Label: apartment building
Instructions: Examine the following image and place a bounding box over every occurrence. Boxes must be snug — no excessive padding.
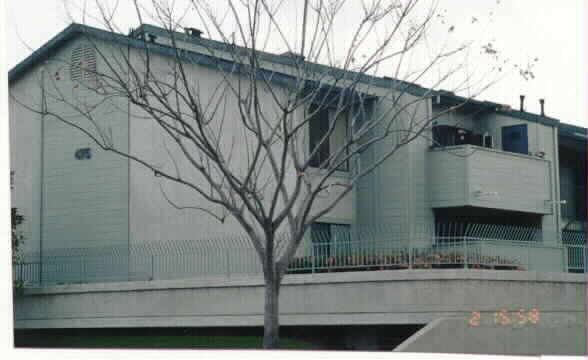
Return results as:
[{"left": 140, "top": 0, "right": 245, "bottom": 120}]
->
[{"left": 9, "top": 23, "right": 587, "bottom": 280}]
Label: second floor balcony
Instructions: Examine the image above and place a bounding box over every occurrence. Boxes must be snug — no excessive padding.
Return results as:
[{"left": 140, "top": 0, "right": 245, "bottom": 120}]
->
[{"left": 428, "top": 145, "right": 552, "bottom": 214}]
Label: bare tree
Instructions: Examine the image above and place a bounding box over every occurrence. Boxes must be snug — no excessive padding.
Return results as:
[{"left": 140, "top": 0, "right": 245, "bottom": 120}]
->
[{"left": 13, "top": 0, "right": 509, "bottom": 348}]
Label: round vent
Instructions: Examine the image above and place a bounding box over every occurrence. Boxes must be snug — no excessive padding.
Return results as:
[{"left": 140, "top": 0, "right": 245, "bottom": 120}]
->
[{"left": 70, "top": 43, "right": 98, "bottom": 87}]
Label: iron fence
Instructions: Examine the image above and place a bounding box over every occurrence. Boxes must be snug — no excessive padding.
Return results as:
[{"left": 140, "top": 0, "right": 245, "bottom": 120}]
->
[
  {"left": 12, "top": 223, "right": 580, "bottom": 287},
  {"left": 561, "top": 228, "right": 587, "bottom": 273},
  {"left": 565, "top": 245, "right": 586, "bottom": 273},
  {"left": 287, "top": 237, "right": 564, "bottom": 274}
]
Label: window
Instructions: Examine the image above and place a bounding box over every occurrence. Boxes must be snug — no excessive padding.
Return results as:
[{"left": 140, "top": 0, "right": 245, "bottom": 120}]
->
[
  {"left": 501, "top": 124, "right": 528, "bottom": 154},
  {"left": 308, "top": 105, "right": 348, "bottom": 171},
  {"left": 308, "top": 105, "right": 330, "bottom": 168},
  {"left": 431, "top": 125, "right": 483, "bottom": 147},
  {"left": 310, "top": 223, "right": 351, "bottom": 258}
]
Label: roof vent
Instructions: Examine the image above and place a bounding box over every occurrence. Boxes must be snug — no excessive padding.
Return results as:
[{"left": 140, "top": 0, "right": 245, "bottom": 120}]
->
[
  {"left": 70, "top": 42, "right": 98, "bottom": 87},
  {"left": 184, "top": 27, "right": 203, "bottom": 38}
]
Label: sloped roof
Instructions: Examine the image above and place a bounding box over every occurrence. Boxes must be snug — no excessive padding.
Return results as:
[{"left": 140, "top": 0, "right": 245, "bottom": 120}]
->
[
  {"left": 558, "top": 122, "right": 587, "bottom": 145},
  {"left": 8, "top": 22, "right": 429, "bottom": 97},
  {"left": 435, "top": 90, "right": 561, "bottom": 127},
  {"left": 9, "top": 23, "right": 586, "bottom": 137},
  {"left": 9, "top": 23, "right": 295, "bottom": 89}
]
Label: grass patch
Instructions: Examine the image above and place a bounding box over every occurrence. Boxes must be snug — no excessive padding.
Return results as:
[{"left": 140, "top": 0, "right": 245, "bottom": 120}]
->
[{"left": 17, "top": 334, "right": 313, "bottom": 350}]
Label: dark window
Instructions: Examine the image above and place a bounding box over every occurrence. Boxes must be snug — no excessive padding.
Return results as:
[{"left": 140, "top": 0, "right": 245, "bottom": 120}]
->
[
  {"left": 308, "top": 105, "right": 349, "bottom": 171},
  {"left": 483, "top": 135, "right": 493, "bottom": 148},
  {"left": 308, "top": 105, "right": 330, "bottom": 168},
  {"left": 501, "top": 124, "right": 528, "bottom": 154},
  {"left": 432, "top": 125, "right": 484, "bottom": 148}
]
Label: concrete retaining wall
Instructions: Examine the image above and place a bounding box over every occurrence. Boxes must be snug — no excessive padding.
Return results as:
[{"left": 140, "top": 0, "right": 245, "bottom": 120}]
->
[{"left": 14, "top": 270, "right": 586, "bottom": 354}]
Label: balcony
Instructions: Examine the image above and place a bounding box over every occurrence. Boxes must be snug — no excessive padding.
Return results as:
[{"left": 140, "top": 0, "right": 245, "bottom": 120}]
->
[{"left": 428, "top": 145, "right": 552, "bottom": 214}]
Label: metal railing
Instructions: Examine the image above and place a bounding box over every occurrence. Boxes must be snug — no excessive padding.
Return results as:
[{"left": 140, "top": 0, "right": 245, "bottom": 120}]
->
[
  {"left": 12, "top": 223, "right": 578, "bottom": 287},
  {"left": 565, "top": 245, "right": 586, "bottom": 273},
  {"left": 562, "top": 228, "right": 587, "bottom": 273},
  {"left": 287, "top": 237, "right": 564, "bottom": 274}
]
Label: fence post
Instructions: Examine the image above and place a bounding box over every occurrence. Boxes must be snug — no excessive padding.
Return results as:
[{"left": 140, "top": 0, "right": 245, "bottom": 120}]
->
[
  {"left": 226, "top": 248, "right": 231, "bottom": 278},
  {"left": 127, "top": 248, "right": 131, "bottom": 282},
  {"left": 81, "top": 257, "right": 85, "bottom": 283},
  {"left": 463, "top": 237, "right": 468, "bottom": 269},
  {"left": 408, "top": 244, "right": 412, "bottom": 269},
  {"left": 151, "top": 255, "right": 155, "bottom": 280},
  {"left": 311, "top": 243, "right": 316, "bottom": 274},
  {"left": 562, "top": 246, "right": 568, "bottom": 273}
]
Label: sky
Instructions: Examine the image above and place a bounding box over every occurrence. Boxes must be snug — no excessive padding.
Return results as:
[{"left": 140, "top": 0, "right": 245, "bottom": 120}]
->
[{"left": 4, "top": 0, "right": 587, "bottom": 128}]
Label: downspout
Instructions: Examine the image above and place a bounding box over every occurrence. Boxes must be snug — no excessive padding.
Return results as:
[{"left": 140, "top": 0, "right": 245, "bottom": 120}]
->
[
  {"left": 424, "top": 94, "right": 433, "bottom": 245},
  {"left": 127, "top": 43, "right": 132, "bottom": 280},
  {"left": 406, "top": 99, "right": 414, "bottom": 245},
  {"left": 39, "top": 66, "right": 46, "bottom": 285},
  {"left": 552, "top": 126, "right": 562, "bottom": 244}
]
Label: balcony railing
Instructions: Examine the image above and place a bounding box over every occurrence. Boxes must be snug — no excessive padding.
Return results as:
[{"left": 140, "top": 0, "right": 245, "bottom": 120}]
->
[{"left": 13, "top": 222, "right": 578, "bottom": 288}]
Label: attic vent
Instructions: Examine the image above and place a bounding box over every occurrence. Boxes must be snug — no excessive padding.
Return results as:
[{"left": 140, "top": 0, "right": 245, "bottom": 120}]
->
[{"left": 70, "top": 43, "right": 98, "bottom": 87}]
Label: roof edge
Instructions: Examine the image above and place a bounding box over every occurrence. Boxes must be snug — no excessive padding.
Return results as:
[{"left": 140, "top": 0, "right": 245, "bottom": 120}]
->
[
  {"left": 9, "top": 23, "right": 83, "bottom": 84},
  {"left": 435, "top": 91, "right": 561, "bottom": 127},
  {"left": 8, "top": 22, "right": 585, "bottom": 135}
]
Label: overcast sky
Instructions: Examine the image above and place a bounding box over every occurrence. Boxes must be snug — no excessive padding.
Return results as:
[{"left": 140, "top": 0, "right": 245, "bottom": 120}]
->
[{"left": 4, "top": 0, "right": 587, "bottom": 128}]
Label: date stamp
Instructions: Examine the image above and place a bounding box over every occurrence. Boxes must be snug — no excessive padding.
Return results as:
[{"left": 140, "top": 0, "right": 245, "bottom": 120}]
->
[{"left": 468, "top": 308, "right": 541, "bottom": 327}]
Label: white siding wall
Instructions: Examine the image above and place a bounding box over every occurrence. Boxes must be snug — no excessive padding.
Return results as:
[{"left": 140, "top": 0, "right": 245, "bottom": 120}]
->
[
  {"left": 9, "top": 70, "right": 43, "bottom": 255},
  {"left": 355, "top": 94, "right": 433, "bottom": 246},
  {"left": 481, "top": 113, "right": 560, "bottom": 244},
  {"left": 128, "top": 51, "right": 265, "bottom": 242},
  {"left": 125, "top": 47, "right": 353, "bottom": 244},
  {"left": 44, "top": 40, "right": 129, "bottom": 250},
  {"left": 10, "top": 38, "right": 130, "bottom": 253},
  {"left": 408, "top": 100, "right": 436, "bottom": 246}
]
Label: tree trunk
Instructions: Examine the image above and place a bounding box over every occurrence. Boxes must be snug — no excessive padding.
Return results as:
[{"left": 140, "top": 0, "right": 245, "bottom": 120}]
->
[{"left": 262, "top": 271, "right": 281, "bottom": 349}]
